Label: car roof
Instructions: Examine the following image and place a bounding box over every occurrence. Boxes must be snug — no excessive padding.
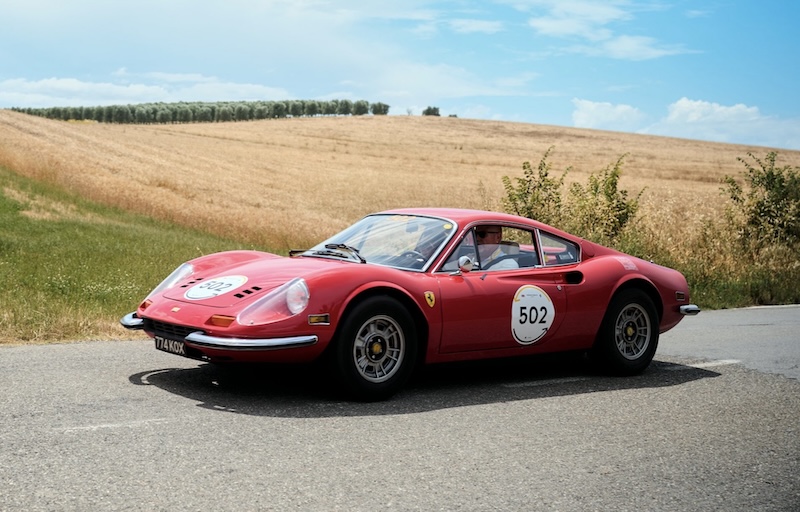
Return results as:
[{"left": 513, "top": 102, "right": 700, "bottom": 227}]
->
[{"left": 378, "top": 207, "right": 541, "bottom": 228}]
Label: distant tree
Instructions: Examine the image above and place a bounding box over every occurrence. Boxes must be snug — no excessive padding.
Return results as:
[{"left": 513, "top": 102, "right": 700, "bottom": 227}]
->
[
  {"left": 234, "top": 103, "right": 251, "bottom": 121},
  {"left": 103, "top": 105, "right": 115, "bottom": 123},
  {"left": 216, "top": 106, "right": 233, "bottom": 122},
  {"left": 352, "top": 100, "right": 370, "bottom": 116},
  {"left": 289, "top": 100, "right": 304, "bottom": 118},
  {"left": 253, "top": 104, "right": 269, "bottom": 120},
  {"left": 177, "top": 106, "right": 193, "bottom": 123},
  {"left": 271, "top": 101, "right": 287, "bottom": 118},
  {"left": 304, "top": 100, "right": 320, "bottom": 117},
  {"left": 370, "top": 102, "right": 390, "bottom": 115},
  {"left": 422, "top": 106, "right": 440, "bottom": 116},
  {"left": 195, "top": 106, "right": 213, "bottom": 123},
  {"left": 323, "top": 100, "right": 338, "bottom": 116},
  {"left": 337, "top": 99, "right": 353, "bottom": 116},
  {"left": 134, "top": 106, "right": 152, "bottom": 124},
  {"left": 155, "top": 108, "right": 172, "bottom": 124}
]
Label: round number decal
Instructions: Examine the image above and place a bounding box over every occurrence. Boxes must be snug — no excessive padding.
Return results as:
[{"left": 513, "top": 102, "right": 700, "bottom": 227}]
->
[
  {"left": 511, "top": 285, "right": 555, "bottom": 345},
  {"left": 184, "top": 275, "right": 248, "bottom": 300}
]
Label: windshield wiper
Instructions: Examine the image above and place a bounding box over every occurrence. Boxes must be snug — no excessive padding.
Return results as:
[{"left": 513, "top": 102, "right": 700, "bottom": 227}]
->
[{"left": 324, "top": 243, "right": 367, "bottom": 263}]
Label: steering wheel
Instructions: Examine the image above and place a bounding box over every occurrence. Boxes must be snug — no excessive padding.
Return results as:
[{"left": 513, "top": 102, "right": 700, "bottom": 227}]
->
[{"left": 397, "top": 250, "right": 426, "bottom": 268}]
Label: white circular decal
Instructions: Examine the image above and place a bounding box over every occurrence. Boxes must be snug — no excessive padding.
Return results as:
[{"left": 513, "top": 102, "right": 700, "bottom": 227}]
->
[
  {"left": 511, "top": 285, "right": 555, "bottom": 345},
  {"left": 184, "top": 275, "right": 248, "bottom": 300}
]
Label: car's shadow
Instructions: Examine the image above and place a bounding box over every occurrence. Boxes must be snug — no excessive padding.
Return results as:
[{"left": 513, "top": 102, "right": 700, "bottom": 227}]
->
[{"left": 129, "top": 353, "right": 720, "bottom": 418}]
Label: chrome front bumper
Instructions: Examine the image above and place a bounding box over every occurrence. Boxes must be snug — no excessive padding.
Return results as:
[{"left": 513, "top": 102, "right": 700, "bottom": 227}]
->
[
  {"left": 119, "top": 312, "right": 318, "bottom": 350},
  {"left": 120, "top": 312, "right": 144, "bottom": 329},
  {"left": 184, "top": 331, "right": 318, "bottom": 350}
]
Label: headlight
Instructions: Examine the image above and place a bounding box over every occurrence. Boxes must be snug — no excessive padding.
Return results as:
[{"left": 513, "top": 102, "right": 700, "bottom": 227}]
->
[
  {"left": 146, "top": 262, "right": 194, "bottom": 300},
  {"left": 237, "top": 278, "right": 309, "bottom": 326}
]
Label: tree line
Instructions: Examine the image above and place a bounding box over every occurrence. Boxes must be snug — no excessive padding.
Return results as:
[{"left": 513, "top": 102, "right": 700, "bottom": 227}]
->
[{"left": 10, "top": 99, "right": 391, "bottom": 124}]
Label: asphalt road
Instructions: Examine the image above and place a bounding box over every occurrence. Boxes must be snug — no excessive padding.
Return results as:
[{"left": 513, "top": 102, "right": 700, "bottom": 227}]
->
[{"left": 1, "top": 306, "right": 798, "bottom": 511}]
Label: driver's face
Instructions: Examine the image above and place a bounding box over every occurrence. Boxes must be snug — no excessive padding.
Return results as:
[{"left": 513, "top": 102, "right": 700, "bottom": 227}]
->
[{"left": 476, "top": 228, "right": 502, "bottom": 244}]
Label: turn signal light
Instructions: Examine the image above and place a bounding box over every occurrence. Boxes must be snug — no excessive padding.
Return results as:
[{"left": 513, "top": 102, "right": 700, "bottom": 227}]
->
[{"left": 209, "top": 315, "right": 236, "bottom": 327}]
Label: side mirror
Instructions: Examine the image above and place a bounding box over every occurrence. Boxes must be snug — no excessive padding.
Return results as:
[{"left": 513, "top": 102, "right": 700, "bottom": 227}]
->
[{"left": 458, "top": 255, "right": 474, "bottom": 273}]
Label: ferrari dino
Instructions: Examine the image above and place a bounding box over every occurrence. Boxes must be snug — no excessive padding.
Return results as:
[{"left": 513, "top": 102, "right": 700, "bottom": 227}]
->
[{"left": 121, "top": 208, "right": 699, "bottom": 401}]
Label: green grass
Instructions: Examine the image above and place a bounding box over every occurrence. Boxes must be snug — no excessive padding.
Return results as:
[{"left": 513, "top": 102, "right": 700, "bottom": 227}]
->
[{"left": 0, "top": 166, "right": 260, "bottom": 343}]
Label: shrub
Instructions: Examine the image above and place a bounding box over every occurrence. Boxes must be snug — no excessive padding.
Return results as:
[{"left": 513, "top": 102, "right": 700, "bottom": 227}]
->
[
  {"left": 722, "top": 151, "right": 800, "bottom": 253},
  {"left": 501, "top": 148, "right": 641, "bottom": 246},
  {"left": 501, "top": 147, "right": 567, "bottom": 228},
  {"left": 567, "top": 154, "right": 643, "bottom": 244}
]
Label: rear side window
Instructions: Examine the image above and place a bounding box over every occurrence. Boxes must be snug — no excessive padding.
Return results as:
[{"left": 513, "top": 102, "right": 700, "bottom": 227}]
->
[{"left": 539, "top": 231, "right": 579, "bottom": 265}]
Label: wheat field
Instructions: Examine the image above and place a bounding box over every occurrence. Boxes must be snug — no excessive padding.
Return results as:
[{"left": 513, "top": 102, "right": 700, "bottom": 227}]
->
[{"left": 2, "top": 109, "right": 798, "bottom": 251}]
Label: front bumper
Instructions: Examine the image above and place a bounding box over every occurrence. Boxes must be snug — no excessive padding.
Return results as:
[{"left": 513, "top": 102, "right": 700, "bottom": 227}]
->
[{"left": 119, "top": 312, "right": 318, "bottom": 351}]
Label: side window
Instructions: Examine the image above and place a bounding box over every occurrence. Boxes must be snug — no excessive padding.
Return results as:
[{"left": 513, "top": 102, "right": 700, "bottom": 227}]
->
[
  {"left": 441, "top": 231, "right": 477, "bottom": 271},
  {"left": 539, "top": 231, "right": 579, "bottom": 265},
  {"left": 496, "top": 227, "right": 539, "bottom": 268},
  {"left": 440, "top": 226, "right": 541, "bottom": 271}
]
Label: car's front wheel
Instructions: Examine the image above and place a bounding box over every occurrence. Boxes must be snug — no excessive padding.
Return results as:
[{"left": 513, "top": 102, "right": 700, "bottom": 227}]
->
[
  {"left": 593, "top": 289, "right": 659, "bottom": 375},
  {"left": 332, "top": 296, "right": 417, "bottom": 401}
]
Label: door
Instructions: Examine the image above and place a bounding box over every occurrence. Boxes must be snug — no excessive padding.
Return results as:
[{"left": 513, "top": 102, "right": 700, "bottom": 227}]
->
[{"left": 437, "top": 268, "right": 567, "bottom": 353}]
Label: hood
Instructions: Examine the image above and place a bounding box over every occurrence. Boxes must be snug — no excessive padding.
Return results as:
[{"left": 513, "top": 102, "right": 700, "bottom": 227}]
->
[{"left": 162, "top": 253, "right": 347, "bottom": 308}]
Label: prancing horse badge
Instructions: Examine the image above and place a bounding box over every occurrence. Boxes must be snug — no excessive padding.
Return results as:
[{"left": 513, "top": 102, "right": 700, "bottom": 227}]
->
[{"left": 424, "top": 291, "right": 435, "bottom": 308}]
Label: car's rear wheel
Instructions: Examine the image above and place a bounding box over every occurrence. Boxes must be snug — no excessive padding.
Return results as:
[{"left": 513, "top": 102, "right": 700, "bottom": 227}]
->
[
  {"left": 593, "top": 289, "right": 659, "bottom": 375},
  {"left": 332, "top": 296, "right": 417, "bottom": 401}
]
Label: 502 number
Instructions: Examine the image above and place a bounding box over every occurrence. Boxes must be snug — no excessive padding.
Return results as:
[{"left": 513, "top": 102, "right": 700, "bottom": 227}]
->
[{"left": 518, "top": 306, "right": 548, "bottom": 325}]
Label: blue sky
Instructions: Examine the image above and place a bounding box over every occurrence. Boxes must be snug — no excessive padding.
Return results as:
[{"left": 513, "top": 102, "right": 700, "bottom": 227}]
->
[{"left": 2, "top": 0, "right": 799, "bottom": 149}]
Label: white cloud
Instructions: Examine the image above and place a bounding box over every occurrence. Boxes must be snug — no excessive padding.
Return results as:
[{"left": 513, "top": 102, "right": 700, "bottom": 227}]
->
[
  {"left": 449, "top": 19, "right": 504, "bottom": 34},
  {"left": 0, "top": 76, "right": 290, "bottom": 108},
  {"left": 572, "top": 98, "right": 647, "bottom": 132},
  {"left": 569, "top": 97, "right": 800, "bottom": 150},
  {"left": 640, "top": 97, "right": 800, "bottom": 149},
  {"left": 595, "top": 35, "right": 686, "bottom": 60},
  {"left": 516, "top": 0, "right": 688, "bottom": 60}
]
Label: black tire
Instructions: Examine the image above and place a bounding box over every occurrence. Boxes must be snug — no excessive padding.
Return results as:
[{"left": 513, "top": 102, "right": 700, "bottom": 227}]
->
[
  {"left": 331, "top": 296, "right": 418, "bottom": 401},
  {"left": 593, "top": 289, "right": 659, "bottom": 375}
]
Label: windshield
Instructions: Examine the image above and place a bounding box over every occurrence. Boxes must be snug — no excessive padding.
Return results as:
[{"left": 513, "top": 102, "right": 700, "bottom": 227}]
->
[{"left": 305, "top": 214, "right": 457, "bottom": 270}]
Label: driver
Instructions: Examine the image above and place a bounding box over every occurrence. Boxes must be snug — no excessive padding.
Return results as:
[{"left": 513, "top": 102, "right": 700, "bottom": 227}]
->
[{"left": 476, "top": 226, "right": 518, "bottom": 270}]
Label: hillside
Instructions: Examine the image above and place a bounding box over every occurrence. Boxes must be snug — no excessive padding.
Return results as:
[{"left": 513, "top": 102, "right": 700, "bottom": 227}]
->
[{"left": 2, "top": 109, "right": 798, "bottom": 251}]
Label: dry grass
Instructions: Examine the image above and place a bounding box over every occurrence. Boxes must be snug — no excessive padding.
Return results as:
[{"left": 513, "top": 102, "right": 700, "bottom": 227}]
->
[{"left": 2, "top": 109, "right": 799, "bottom": 251}]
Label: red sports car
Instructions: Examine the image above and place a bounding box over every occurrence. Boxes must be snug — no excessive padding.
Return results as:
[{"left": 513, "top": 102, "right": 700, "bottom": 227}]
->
[{"left": 121, "top": 208, "right": 699, "bottom": 401}]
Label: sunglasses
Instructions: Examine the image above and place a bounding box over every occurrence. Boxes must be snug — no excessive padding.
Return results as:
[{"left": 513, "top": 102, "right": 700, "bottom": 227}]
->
[{"left": 476, "top": 230, "right": 502, "bottom": 238}]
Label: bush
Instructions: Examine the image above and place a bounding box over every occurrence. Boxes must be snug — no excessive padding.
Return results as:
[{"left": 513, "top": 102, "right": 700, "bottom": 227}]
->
[
  {"left": 723, "top": 151, "right": 800, "bottom": 252},
  {"left": 501, "top": 147, "right": 567, "bottom": 228},
  {"left": 567, "top": 154, "right": 643, "bottom": 244},
  {"left": 501, "top": 148, "right": 641, "bottom": 246}
]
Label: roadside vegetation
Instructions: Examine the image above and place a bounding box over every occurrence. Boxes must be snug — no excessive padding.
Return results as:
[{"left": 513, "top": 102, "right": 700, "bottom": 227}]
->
[
  {"left": 0, "top": 167, "right": 248, "bottom": 344},
  {"left": 502, "top": 148, "right": 800, "bottom": 309}
]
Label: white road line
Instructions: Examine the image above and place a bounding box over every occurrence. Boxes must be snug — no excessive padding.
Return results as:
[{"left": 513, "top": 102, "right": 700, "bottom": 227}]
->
[{"left": 59, "top": 418, "right": 170, "bottom": 433}]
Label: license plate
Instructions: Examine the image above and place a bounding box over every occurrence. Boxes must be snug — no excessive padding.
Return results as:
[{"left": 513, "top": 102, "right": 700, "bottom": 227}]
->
[{"left": 154, "top": 335, "right": 187, "bottom": 356}]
